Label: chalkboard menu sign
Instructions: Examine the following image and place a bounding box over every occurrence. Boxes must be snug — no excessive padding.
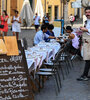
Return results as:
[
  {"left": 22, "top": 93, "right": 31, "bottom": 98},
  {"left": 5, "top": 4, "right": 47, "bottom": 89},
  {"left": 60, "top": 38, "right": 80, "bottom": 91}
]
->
[{"left": 0, "top": 40, "right": 33, "bottom": 100}]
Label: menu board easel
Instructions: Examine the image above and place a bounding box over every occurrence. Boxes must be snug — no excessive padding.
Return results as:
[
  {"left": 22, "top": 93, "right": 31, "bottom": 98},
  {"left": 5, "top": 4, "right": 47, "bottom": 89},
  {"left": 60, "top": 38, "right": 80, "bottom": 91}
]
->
[{"left": 0, "top": 40, "right": 34, "bottom": 100}]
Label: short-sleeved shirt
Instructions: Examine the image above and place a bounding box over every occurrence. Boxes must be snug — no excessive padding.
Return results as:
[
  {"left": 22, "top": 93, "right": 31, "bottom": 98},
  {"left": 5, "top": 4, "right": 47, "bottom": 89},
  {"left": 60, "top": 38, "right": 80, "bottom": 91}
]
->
[
  {"left": 33, "top": 16, "right": 40, "bottom": 25},
  {"left": 43, "top": 16, "right": 49, "bottom": 24},
  {"left": 34, "top": 30, "right": 49, "bottom": 45},
  {"left": 85, "top": 19, "right": 90, "bottom": 35},
  {"left": 44, "top": 17, "right": 49, "bottom": 23}
]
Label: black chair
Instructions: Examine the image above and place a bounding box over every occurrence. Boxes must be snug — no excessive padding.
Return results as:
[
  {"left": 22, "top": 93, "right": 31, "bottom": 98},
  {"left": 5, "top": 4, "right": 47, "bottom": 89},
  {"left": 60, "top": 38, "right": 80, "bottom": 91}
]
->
[
  {"left": 36, "top": 48, "right": 64, "bottom": 95},
  {"left": 22, "top": 37, "right": 28, "bottom": 50}
]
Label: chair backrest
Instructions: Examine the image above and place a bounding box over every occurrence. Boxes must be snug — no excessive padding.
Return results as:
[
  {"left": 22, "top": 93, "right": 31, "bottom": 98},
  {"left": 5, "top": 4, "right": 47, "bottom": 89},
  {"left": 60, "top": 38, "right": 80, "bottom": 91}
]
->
[
  {"left": 53, "top": 48, "right": 64, "bottom": 63},
  {"left": 22, "top": 38, "right": 28, "bottom": 50}
]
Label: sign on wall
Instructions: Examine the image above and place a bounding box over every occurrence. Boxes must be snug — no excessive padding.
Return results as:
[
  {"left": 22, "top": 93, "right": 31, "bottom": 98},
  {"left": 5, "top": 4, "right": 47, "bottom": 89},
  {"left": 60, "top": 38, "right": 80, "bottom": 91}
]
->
[{"left": 71, "top": 1, "right": 82, "bottom": 8}]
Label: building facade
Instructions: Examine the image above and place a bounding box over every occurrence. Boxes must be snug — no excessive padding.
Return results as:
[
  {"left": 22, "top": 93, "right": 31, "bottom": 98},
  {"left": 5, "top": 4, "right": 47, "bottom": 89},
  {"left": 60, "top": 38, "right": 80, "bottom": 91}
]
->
[
  {"left": 34, "top": 0, "right": 62, "bottom": 20},
  {"left": 68, "top": 0, "right": 84, "bottom": 18},
  {"left": 0, "top": 0, "right": 23, "bottom": 17},
  {"left": 0, "top": 0, "right": 84, "bottom": 21},
  {"left": 34, "top": 0, "right": 84, "bottom": 21}
]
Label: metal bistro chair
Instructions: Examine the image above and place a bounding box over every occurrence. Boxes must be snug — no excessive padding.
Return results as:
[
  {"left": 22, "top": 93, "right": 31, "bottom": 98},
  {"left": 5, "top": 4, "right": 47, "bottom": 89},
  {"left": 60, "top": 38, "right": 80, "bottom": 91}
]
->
[
  {"left": 59, "top": 51, "right": 72, "bottom": 75},
  {"left": 40, "top": 47, "right": 67, "bottom": 81},
  {"left": 36, "top": 48, "right": 64, "bottom": 95},
  {"left": 57, "top": 41, "right": 72, "bottom": 76},
  {"left": 61, "top": 41, "right": 74, "bottom": 70},
  {"left": 22, "top": 37, "right": 28, "bottom": 50}
]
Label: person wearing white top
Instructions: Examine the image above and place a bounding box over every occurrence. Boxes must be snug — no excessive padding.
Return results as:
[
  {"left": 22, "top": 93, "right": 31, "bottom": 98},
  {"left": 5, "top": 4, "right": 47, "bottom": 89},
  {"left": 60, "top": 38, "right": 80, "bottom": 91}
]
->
[
  {"left": 69, "top": 14, "right": 75, "bottom": 26},
  {"left": 33, "top": 13, "right": 40, "bottom": 32},
  {"left": 34, "top": 25, "right": 57, "bottom": 45},
  {"left": 11, "top": 10, "right": 21, "bottom": 40},
  {"left": 77, "top": 7, "right": 90, "bottom": 81}
]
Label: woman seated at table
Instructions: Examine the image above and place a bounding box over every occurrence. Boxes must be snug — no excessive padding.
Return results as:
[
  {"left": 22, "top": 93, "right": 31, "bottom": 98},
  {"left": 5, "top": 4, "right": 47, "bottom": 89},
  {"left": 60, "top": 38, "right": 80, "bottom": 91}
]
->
[
  {"left": 64, "top": 26, "right": 80, "bottom": 55},
  {"left": 44, "top": 24, "right": 55, "bottom": 42}
]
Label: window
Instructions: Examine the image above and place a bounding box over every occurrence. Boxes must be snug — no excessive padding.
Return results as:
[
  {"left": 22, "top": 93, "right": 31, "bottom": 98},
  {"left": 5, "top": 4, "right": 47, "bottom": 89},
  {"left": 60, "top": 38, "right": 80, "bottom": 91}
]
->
[
  {"left": 48, "top": 6, "right": 52, "bottom": 20},
  {"left": 54, "top": 6, "right": 58, "bottom": 19}
]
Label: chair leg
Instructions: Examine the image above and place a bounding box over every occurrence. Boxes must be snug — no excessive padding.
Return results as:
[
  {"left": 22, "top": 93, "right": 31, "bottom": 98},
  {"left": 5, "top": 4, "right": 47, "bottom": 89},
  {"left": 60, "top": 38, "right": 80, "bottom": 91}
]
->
[
  {"left": 62, "top": 61, "right": 68, "bottom": 76},
  {"left": 65, "top": 60, "right": 70, "bottom": 74},
  {"left": 70, "top": 59, "right": 74, "bottom": 68},
  {"left": 68, "top": 55, "right": 74, "bottom": 69},
  {"left": 53, "top": 74, "right": 59, "bottom": 95},
  {"left": 42, "top": 76, "right": 44, "bottom": 88},
  {"left": 57, "top": 69, "right": 62, "bottom": 88},
  {"left": 39, "top": 75, "right": 41, "bottom": 92},
  {"left": 60, "top": 66, "right": 65, "bottom": 80}
]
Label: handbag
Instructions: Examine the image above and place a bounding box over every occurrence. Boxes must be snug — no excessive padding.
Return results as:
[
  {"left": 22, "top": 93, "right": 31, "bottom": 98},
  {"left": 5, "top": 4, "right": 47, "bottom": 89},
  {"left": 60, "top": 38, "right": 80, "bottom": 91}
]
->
[{"left": 0, "top": 25, "right": 4, "bottom": 28}]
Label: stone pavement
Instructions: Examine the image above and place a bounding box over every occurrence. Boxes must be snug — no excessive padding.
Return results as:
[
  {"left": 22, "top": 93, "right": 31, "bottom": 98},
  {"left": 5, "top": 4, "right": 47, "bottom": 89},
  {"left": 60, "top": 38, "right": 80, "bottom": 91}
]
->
[
  {"left": 34, "top": 58, "right": 90, "bottom": 100},
  {"left": 65, "top": 18, "right": 83, "bottom": 28},
  {"left": 8, "top": 29, "right": 36, "bottom": 47}
]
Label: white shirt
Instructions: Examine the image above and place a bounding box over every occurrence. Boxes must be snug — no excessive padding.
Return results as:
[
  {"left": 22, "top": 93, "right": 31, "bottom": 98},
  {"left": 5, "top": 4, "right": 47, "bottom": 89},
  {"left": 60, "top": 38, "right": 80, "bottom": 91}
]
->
[
  {"left": 71, "top": 32, "right": 79, "bottom": 49},
  {"left": 69, "top": 16, "right": 74, "bottom": 21},
  {"left": 86, "top": 19, "right": 90, "bottom": 35},
  {"left": 33, "top": 16, "right": 40, "bottom": 25},
  {"left": 34, "top": 30, "right": 49, "bottom": 45}
]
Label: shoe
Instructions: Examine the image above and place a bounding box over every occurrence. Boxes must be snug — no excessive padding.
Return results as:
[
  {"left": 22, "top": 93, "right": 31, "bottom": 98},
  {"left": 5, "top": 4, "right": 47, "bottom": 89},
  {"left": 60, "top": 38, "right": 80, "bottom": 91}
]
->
[{"left": 77, "top": 76, "right": 88, "bottom": 81}]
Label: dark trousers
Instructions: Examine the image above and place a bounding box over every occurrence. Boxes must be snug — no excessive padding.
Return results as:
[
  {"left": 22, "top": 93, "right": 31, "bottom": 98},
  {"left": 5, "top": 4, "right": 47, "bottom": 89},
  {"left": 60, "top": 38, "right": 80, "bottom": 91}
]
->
[
  {"left": 70, "top": 21, "right": 74, "bottom": 26},
  {"left": 64, "top": 41, "right": 79, "bottom": 55},
  {"left": 82, "top": 60, "right": 90, "bottom": 77}
]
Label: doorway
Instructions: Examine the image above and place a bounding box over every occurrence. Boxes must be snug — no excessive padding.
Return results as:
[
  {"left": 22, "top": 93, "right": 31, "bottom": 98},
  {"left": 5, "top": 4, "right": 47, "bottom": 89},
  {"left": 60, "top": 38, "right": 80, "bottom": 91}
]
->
[
  {"left": 54, "top": 6, "right": 58, "bottom": 19},
  {"left": 48, "top": 6, "right": 52, "bottom": 20},
  {"left": 10, "top": 0, "right": 17, "bottom": 16}
]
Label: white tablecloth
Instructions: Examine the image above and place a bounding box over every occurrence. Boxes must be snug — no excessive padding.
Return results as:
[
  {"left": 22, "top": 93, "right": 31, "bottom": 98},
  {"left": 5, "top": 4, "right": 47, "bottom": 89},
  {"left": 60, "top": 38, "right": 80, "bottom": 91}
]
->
[{"left": 25, "top": 40, "right": 61, "bottom": 72}]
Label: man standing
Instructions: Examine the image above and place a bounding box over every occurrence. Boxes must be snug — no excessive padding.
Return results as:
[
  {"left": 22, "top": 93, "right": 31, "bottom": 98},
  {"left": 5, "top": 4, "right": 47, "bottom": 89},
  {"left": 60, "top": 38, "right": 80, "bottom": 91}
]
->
[
  {"left": 77, "top": 6, "right": 90, "bottom": 81},
  {"left": 33, "top": 13, "right": 40, "bottom": 32}
]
